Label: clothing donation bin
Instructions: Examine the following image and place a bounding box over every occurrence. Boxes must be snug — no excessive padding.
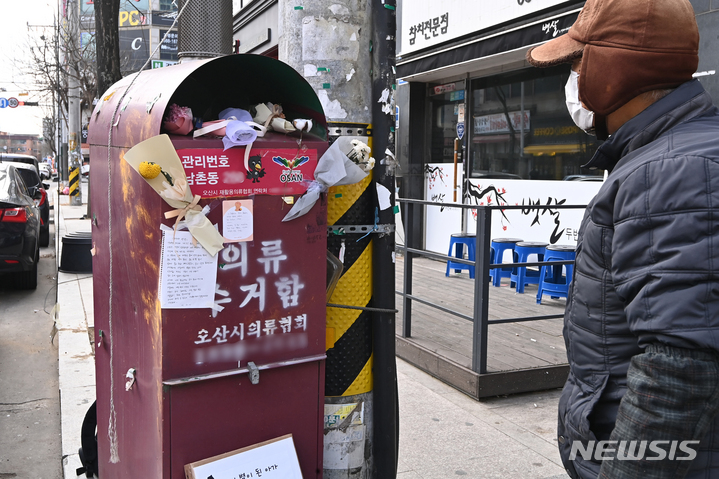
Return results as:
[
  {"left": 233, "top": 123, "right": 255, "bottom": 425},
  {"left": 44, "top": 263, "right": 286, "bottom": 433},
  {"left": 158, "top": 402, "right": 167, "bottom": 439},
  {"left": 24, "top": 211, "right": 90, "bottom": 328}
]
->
[{"left": 88, "top": 55, "right": 330, "bottom": 479}]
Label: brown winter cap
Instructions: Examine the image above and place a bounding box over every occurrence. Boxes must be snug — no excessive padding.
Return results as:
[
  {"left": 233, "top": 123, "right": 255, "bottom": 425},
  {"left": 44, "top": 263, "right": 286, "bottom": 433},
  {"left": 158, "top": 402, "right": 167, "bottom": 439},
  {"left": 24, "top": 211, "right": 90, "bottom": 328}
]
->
[{"left": 526, "top": 0, "right": 699, "bottom": 116}]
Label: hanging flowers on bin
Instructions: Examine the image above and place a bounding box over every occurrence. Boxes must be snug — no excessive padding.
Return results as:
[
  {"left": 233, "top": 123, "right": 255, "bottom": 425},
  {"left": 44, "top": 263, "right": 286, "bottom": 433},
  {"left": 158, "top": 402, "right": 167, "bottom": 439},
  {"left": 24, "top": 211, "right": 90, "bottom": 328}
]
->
[
  {"left": 138, "top": 161, "right": 173, "bottom": 185},
  {"left": 123, "top": 135, "right": 225, "bottom": 256},
  {"left": 346, "top": 139, "right": 375, "bottom": 173}
]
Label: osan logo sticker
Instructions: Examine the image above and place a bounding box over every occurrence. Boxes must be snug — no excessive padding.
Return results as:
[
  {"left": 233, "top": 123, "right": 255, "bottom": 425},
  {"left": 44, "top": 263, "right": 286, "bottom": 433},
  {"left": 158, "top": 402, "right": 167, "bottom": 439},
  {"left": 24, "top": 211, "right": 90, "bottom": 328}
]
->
[{"left": 272, "top": 155, "right": 310, "bottom": 183}]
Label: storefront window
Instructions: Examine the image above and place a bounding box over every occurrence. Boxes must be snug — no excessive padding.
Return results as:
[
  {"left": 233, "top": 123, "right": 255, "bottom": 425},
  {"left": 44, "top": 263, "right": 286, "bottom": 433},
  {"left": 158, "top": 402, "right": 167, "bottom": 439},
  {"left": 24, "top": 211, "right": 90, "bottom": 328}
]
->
[
  {"left": 469, "top": 66, "right": 602, "bottom": 181},
  {"left": 428, "top": 80, "right": 466, "bottom": 164}
]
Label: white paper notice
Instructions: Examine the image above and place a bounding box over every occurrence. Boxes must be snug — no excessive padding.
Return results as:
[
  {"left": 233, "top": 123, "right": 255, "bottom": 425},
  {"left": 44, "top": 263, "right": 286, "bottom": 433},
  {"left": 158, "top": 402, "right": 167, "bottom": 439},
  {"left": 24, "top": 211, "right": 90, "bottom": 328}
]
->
[
  {"left": 376, "top": 183, "right": 392, "bottom": 211},
  {"left": 222, "top": 200, "right": 254, "bottom": 242},
  {"left": 185, "top": 434, "right": 302, "bottom": 479},
  {"left": 160, "top": 229, "right": 218, "bottom": 309}
]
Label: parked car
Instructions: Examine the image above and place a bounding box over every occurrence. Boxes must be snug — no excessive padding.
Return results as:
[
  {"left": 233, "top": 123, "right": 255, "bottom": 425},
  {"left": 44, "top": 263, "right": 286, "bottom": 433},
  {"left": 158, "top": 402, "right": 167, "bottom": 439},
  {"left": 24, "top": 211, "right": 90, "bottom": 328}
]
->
[
  {"left": 0, "top": 153, "right": 40, "bottom": 174},
  {"left": 563, "top": 174, "right": 604, "bottom": 181},
  {"left": 0, "top": 163, "right": 41, "bottom": 289},
  {"left": 473, "top": 170, "right": 523, "bottom": 180},
  {"left": 39, "top": 162, "right": 52, "bottom": 180},
  {"left": 5, "top": 162, "right": 50, "bottom": 247}
]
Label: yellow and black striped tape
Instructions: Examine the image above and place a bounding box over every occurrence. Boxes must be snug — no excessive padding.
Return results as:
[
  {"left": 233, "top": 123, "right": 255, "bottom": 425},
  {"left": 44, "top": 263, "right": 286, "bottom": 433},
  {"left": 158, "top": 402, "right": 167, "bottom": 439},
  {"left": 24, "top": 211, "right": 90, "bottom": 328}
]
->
[
  {"left": 325, "top": 169, "right": 374, "bottom": 397},
  {"left": 69, "top": 167, "right": 80, "bottom": 196}
]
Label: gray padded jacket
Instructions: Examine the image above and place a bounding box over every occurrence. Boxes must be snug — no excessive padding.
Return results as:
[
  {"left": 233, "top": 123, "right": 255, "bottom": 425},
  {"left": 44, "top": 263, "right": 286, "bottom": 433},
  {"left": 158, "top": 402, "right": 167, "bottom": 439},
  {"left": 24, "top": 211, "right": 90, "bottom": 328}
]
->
[{"left": 558, "top": 79, "right": 719, "bottom": 478}]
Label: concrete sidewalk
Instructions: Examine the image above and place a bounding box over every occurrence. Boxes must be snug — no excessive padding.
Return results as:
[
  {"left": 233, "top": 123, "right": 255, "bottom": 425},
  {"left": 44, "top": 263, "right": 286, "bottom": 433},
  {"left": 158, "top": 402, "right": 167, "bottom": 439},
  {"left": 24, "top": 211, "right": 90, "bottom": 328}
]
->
[
  {"left": 54, "top": 192, "right": 96, "bottom": 479},
  {"left": 54, "top": 192, "right": 567, "bottom": 479}
]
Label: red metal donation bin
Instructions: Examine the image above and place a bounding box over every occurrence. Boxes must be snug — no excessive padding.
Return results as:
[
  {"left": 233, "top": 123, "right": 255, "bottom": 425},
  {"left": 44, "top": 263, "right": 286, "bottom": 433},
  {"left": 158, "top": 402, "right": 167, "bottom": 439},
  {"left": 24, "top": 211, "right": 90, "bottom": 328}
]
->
[{"left": 88, "top": 55, "right": 329, "bottom": 478}]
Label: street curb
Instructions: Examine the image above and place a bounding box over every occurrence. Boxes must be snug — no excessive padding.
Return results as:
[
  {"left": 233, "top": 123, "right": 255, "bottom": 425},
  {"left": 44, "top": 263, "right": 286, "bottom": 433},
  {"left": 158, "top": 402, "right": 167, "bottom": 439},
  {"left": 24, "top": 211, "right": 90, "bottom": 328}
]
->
[{"left": 55, "top": 191, "right": 96, "bottom": 479}]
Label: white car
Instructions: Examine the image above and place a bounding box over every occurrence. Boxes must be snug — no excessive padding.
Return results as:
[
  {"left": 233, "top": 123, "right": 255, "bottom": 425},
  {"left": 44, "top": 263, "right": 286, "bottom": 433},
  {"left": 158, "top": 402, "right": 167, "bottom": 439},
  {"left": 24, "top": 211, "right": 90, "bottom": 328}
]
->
[{"left": 38, "top": 163, "right": 52, "bottom": 180}]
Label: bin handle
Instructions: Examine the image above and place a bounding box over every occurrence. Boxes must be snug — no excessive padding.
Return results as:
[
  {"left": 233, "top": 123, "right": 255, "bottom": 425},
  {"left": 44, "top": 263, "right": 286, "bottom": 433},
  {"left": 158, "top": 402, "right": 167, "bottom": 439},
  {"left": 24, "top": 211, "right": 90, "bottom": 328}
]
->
[{"left": 162, "top": 353, "right": 327, "bottom": 386}]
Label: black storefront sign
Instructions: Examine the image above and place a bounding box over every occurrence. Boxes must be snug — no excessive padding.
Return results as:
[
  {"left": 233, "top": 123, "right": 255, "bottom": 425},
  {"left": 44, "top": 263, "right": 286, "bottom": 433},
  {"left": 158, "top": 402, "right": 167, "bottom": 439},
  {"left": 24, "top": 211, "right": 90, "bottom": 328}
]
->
[
  {"left": 152, "top": 10, "right": 177, "bottom": 27},
  {"left": 119, "top": 28, "right": 150, "bottom": 73},
  {"left": 160, "top": 30, "right": 178, "bottom": 61},
  {"left": 528, "top": 116, "right": 583, "bottom": 145}
]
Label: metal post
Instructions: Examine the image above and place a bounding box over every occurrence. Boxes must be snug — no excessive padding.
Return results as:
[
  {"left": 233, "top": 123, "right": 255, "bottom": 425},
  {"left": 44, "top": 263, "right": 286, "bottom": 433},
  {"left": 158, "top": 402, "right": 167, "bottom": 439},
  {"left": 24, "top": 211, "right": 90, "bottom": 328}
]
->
[
  {"left": 279, "top": 1, "right": 376, "bottom": 476},
  {"left": 371, "top": 0, "right": 398, "bottom": 475},
  {"left": 67, "top": 0, "right": 82, "bottom": 205},
  {"left": 402, "top": 201, "right": 413, "bottom": 338},
  {"left": 472, "top": 206, "right": 492, "bottom": 374}
]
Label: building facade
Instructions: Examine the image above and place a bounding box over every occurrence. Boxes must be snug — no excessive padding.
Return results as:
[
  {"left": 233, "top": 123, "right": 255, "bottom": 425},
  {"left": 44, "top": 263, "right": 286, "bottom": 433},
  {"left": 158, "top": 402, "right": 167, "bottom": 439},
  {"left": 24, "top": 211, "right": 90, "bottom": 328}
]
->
[
  {"left": 0, "top": 133, "right": 42, "bottom": 160},
  {"left": 396, "top": 0, "right": 719, "bottom": 250},
  {"left": 232, "top": 0, "right": 278, "bottom": 57}
]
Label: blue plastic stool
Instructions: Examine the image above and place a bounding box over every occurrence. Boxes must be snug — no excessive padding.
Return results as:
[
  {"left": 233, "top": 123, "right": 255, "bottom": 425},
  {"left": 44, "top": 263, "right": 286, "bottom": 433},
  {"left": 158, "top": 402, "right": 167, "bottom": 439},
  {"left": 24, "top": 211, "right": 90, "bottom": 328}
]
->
[
  {"left": 445, "top": 233, "right": 476, "bottom": 278},
  {"left": 537, "top": 245, "right": 576, "bottom": 304},
  {"left": 489, "top": 238, "right": 523, "bottom": 287},
  {"left": 510, "top": 241, "right": 548, "bottom": 293}
]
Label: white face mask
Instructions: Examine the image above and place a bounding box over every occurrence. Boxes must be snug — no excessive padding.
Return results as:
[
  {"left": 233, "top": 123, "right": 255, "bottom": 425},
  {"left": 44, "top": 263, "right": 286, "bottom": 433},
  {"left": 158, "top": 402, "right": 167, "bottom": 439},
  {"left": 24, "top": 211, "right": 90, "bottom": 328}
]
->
[{"left": 565, "top": 70, "right": 595, "bottom": 134}]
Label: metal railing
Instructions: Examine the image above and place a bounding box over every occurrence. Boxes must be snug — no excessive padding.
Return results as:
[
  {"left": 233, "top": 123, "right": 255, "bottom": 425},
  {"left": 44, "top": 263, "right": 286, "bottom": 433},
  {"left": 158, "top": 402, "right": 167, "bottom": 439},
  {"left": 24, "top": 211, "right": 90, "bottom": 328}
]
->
[{"left": 396, "top": 198, "right": 586, "bottom": 374}]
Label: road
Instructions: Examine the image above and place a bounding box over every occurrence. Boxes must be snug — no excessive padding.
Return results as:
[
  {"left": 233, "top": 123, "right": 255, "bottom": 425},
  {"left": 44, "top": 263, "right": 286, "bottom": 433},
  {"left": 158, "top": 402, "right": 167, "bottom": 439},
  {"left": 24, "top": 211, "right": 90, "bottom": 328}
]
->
[{"left": 0, "top": 193, "right": 62, "bottom": 478}]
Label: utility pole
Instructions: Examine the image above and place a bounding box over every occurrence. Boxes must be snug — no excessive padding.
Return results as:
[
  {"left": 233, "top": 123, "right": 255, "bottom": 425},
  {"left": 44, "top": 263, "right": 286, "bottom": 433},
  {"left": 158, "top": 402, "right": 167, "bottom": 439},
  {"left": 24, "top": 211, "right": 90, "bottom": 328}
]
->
[
  {"left": 56, "top": 6, "right": 62, "bottom": 182},
  {"left": 370, "top": 1, "right": 398, "bottom": 477},
  {"left": 279, "top": 2, "right": 398, "bottom": 477},
  {"left": 67, "top": 0, "right": 82, "bottom": 205}
]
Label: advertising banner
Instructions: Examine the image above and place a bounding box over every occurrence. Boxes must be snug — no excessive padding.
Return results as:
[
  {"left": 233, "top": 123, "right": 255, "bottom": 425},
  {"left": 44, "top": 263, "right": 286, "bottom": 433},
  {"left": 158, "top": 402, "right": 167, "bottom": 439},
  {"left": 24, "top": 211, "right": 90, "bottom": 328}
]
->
[
  {"left": 176, "top": 147, "right": 319, "bottom": 198},
  {"left": 159, "top": 29, "right": 178, "bottom": 61},
  {"left": 119, "top": 28, "right": 149, "bottom": 73},
  {"left": 152, "top": 10, "right": 178, "bottom": 27},
  {"left": 474, "top": 111, "right": 531, "bottom": 135}
]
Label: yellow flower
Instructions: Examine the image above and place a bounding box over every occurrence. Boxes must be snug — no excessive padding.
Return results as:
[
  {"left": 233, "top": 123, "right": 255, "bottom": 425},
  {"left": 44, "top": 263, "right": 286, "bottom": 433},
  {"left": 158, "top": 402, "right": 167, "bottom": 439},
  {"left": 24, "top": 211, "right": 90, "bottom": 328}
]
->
[{"left": 139, "top": 161, "right": 162, "bottom": 179}]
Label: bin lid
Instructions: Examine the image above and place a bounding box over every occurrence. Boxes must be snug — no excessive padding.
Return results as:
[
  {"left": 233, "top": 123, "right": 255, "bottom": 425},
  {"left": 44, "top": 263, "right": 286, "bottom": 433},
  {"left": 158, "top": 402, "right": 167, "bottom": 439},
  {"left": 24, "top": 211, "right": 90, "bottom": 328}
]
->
[
  {"left": 62, "top": 231, "right": 92, "bottom": 244},
  {"left": 88, "top": 55, "right": 328, "bottom": 149}
]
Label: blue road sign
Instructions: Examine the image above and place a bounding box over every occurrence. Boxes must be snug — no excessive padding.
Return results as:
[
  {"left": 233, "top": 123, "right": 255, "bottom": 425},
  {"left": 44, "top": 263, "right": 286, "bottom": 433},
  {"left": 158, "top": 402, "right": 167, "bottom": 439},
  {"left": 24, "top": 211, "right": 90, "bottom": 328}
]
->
[
  {"left": 0, "top": 98, "right": 7, "bottom": 108},
  {"left": 456, "top": 122, "right": 465, "bottom": 140}
]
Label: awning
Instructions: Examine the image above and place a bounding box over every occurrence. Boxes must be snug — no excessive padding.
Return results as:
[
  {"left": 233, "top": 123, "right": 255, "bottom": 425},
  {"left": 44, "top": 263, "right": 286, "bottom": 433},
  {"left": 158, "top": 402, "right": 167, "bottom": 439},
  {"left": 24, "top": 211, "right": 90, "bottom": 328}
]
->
[
  {"left": 397, "top": 9, "right": 579, "bottom": 81},
  {"left": 523, "top": 144, "right": 581, "bottom": 156}
]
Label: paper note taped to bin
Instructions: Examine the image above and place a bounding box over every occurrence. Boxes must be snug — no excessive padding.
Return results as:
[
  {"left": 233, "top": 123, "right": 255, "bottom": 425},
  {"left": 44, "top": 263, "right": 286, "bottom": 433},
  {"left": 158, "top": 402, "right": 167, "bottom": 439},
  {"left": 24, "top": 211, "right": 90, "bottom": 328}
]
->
[
  {"left": 159, "top": 228, "right": 218, "bottom": 309},
  {"left": 184, "top": 434, "right": 302, "bottom": 479}
]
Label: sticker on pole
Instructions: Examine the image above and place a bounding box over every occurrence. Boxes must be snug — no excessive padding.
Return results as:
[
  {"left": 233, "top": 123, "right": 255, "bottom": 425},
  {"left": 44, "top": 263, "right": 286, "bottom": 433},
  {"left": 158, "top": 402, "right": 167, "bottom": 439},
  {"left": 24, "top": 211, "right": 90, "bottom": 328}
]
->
[
  {"left": 184, "top": 434, "right": 302, "bottom": 479},
  {"left": 456, "top": 121, "right": 465, "bottom": 140},
  {"left": 7, "top": 98, "right": 19, "bottom": 108}
]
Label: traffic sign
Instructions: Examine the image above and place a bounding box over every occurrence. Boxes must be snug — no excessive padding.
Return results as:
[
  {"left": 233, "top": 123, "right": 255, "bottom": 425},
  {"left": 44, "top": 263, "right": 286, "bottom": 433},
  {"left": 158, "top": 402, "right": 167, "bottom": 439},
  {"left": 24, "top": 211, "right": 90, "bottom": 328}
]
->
[
  {"left": 456, "top": 121, "right": 465, "bottom": 140},
  {"left": 8, "top": 98, "right": 19, "bottom": 108},
  {"left": 0, "top": 98, "right": 7, "bottom": 108}
]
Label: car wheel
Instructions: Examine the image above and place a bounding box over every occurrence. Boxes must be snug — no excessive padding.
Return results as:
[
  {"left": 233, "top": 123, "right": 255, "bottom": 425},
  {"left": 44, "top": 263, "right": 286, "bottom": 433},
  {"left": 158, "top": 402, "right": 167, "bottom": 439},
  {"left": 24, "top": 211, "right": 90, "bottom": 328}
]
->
[
  {"left": 40, "top": 226, "right": 50, "bottom": 247},
  {"left": 19, "top": 250, "right": 39, "bottom": 290}
]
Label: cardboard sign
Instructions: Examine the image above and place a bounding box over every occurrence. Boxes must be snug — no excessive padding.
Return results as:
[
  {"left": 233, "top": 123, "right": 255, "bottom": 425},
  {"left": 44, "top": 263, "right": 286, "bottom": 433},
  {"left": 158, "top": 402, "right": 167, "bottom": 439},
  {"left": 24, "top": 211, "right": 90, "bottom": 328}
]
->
[
  {"left": 185, "top": 434, "right": 302, "bottom": 479},
  {"left": 176, "top": 148, "right": 318, "bottom": 198}
]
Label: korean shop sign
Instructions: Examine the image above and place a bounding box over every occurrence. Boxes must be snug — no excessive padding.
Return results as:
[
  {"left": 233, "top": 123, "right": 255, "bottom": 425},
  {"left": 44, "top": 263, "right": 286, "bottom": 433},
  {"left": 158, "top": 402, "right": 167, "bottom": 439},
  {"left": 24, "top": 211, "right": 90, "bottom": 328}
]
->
[{"left": 399, "top": 0, "right": 574, "bottom": 56}]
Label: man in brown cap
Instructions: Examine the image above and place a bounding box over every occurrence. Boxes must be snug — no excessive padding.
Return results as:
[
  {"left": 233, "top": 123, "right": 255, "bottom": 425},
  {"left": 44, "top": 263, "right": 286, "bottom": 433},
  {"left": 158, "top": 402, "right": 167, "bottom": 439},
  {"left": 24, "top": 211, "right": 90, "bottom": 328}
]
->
[{"left": 527, "top": 0, "right": 719, "bottom": 478}]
